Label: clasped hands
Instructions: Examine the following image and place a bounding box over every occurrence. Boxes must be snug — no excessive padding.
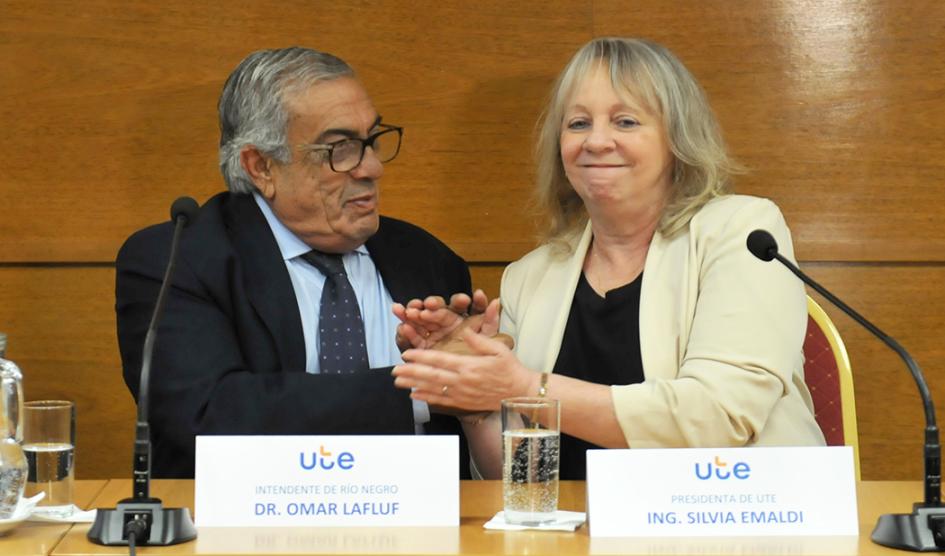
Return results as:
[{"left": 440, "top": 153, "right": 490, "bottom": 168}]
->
[
  {"left": 393, "top": 290, "right": 509, "bottom": 353},
  {"left": 391, "top": 290, "right": 536, "bottom": 413}
]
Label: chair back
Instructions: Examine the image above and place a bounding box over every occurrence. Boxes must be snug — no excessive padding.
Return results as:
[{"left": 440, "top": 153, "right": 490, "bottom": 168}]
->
[{"left": 803, "top": 295, "right": 860, "bottom": 479}]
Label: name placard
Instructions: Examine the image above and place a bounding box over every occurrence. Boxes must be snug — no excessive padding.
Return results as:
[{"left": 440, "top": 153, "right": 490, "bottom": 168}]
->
[
  {"left": 194, "top": 435, "right": 458, "bottom": 527},
  {"left": 586, "top": 446, "right": 857, "bottom": 537}
]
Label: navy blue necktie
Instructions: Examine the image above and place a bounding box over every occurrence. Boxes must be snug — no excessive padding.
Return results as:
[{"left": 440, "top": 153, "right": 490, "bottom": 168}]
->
[{"left": 301, "top": 251, "right": 370, "bottom": 373}]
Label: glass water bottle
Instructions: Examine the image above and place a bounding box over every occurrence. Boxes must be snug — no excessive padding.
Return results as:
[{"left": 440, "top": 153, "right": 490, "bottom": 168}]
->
[{"left": 0, "top": 333, "right": 27, "bottom": 518}]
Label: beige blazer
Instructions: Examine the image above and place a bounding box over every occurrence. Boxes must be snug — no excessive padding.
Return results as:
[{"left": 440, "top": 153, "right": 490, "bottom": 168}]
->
[{"left": 500, "top": 195, "right": 825, "bottom": 448}]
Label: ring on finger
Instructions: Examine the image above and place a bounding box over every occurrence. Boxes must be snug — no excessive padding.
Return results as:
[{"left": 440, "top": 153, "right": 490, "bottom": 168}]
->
[{"left": 441, "top": 385, "right": 449, "bottom": 395}]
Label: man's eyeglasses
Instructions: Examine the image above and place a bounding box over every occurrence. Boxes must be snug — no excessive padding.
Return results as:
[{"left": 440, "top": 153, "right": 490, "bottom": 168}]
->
[{"left": 297, "top": 124, "right": 403, "bottom": 173}]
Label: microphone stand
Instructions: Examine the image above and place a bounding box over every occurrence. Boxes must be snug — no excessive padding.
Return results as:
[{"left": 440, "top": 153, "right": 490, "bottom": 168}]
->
[
  {"left": 752, "top": 231, "right": 945, "bottom": 550},
  {"left": 88, "top": 201, "right": 198, "bottom": 546}
]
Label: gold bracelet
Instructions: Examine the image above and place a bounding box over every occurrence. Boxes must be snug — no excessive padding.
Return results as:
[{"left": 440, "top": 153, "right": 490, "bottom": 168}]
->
[{"left": 537, "top": 372, "right": 549, "bottom": 398}]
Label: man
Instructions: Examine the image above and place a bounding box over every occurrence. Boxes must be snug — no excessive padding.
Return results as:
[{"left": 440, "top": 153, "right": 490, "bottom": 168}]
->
[{"left": 116, "top": 47, "right": 473, "bottom": 478}]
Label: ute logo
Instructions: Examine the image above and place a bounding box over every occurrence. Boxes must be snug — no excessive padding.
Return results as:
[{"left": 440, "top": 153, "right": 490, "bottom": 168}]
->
[
  {"left": 694, "top": 455, "right": 751, "bottom": 480},
  {"left": 300, "top": 445, "right": 355, "bottom": 471}
]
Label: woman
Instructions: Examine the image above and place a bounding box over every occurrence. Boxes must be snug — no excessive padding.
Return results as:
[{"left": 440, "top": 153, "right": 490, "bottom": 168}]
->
[{"left": 392, "top": 37, "right": 825, "bottom": 479}]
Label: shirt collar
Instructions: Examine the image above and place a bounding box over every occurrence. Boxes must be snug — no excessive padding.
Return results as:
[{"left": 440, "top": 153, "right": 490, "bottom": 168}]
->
[{"left": 252, "top": 192, "right": 368, "bottom": 261}]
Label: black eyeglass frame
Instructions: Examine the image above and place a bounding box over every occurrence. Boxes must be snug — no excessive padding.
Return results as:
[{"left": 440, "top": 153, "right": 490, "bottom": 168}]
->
[{"left": 296, "top": 124, "right": 403, "bottom": 173}]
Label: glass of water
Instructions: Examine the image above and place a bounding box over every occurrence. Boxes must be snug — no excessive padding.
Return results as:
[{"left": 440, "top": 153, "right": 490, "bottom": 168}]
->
[
  {"left": 23, "top": 400, "right": 75, "bottom": 517},
  {"left": 501, "top": 397, "right": 560, "bottom": 525}
]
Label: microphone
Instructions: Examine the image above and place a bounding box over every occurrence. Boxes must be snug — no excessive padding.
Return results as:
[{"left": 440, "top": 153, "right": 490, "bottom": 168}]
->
[
  {"left": 170, "top": 197, "right": 199, "bottom": 227},
  {"left": 88, "top": 197, "right": 199, "bottom": 546},
  {"left": 747, "top": 229, "right": 944, "bottom": 551}
]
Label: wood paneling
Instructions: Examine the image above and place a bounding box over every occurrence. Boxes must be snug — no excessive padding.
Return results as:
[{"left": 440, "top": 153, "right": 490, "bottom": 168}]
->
[
  {"left": 804, "top": 264, "right": 945, "bottom": 480},
  {"left": 4, "top": 1, "right": 942, "bottom": 263},
  {"left": 0, "top": 267, "right": 131, "bottom": 479},
  {"left": 593, "top": 0, "right": 945, "bottom": 262},
  {"left": 0, "top": 0, "right": 590, "bottom": 263},
  {"left": 469, "top": 264, "right": 505, "bottom": 301},
  {"left": 2, "top": 1, "right": 943, "bottom": 481}
]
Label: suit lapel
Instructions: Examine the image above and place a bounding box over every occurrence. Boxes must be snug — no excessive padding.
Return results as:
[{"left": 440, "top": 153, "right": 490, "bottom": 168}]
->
[
  {"left": 639, "top": 228, "right": 687, "bottom": 381},
  {"left": 514, "top": 221, "right": 688, "bottom": 381},
  {"left": 518, "top": 222, "right": 592, "bottom": 374},
  {"left": 224, "top": 194, "right": 306, "bottom": 373}
]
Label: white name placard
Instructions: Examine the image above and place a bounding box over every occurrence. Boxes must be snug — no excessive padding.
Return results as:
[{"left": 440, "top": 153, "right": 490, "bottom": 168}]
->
[
  {"left": 586, "top": 446, "right": 857, "bottom": 537},
  {"left": 194, "top": 435, "right": 458, "bottom": 527}
]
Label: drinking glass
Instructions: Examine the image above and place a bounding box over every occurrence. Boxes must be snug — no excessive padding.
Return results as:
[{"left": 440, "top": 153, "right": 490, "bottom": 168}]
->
[
  {"left": 23, "top": 400, "right": 75, "bottom": 517},
  {"left": 501, "top": 397, "right": 560, "bottom": 525}
]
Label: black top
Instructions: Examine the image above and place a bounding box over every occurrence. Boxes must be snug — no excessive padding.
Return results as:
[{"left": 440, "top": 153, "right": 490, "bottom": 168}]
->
[{"left": 551, "top": 272, "right": 646, "bottom": 480}]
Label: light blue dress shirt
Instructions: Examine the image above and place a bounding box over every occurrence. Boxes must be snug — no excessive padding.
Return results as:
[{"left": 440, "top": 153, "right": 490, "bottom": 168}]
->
[{"left": 253, "top": 194, "right": 429, "bottom": 430}]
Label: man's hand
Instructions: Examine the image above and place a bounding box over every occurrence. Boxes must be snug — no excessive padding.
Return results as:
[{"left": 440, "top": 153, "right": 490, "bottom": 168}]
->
[{"left": 393, "top": 290, "right": 497, "bottom": 351}]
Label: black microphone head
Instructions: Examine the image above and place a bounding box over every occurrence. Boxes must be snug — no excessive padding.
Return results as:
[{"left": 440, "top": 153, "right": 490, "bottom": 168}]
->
[
  {"left": 747, "top": 229, "right": 779, "bottom": 262},
  {"left": 170, "top": 197, "right": 199, "bottom": 227}
]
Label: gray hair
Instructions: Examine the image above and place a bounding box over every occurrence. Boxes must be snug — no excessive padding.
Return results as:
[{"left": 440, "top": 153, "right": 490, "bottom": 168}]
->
[
  {"left": 535, "top": 37, "right": 742, "bottom": 248},
  {"left": 218, "top": 47, "right": 355, "bottom": 194}
]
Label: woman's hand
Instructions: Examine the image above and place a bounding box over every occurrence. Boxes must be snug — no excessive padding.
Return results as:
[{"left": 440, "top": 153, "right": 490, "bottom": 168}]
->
[
  {"left": 393, "top": 290, "right": 498, "bottom": 351},
  {"left": 392, "top": 329, "right": 538, "bottom": 412}
]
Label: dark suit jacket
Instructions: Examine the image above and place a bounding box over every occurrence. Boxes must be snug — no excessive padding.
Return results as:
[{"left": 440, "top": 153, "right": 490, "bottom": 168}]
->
[{"left": 116, "top": 192, "right": 472, "bottom": 478}]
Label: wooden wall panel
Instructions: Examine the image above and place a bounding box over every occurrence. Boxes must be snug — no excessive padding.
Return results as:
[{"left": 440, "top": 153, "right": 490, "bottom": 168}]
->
[
  {"left": 2, "top": 1, "right": 944, "bottom": 482},
  {"left": 0, "top": 266, "right": 132, "bottom": 479},
  {"left": 594, "top": 0, "right": 945, "bottom": 262},
  {"left": 469, "top": 264, "right": 505, "bottom": 302},
  {"left": 0, "top": 0, "right": 591, "bottom": 263},
  {"left": 804, "top": 264, "right": 945, "bottom": 480},
  {"left": 3, "top": 1, "right": 943, "bottom": 263}
]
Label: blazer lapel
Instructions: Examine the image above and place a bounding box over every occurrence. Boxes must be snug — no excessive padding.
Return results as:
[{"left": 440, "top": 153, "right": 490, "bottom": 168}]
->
[
  {"left": 639, "top": 228, "right": 688, "bottom": 380},
  {"left": 224, "top": 194, "right": 306, "bottom": 373},
  {"left": 514, "top": 221, "right": 688, "bottom": 382},
  {"left": 517, "top": 222, "right": 593, "bottom": 374}
]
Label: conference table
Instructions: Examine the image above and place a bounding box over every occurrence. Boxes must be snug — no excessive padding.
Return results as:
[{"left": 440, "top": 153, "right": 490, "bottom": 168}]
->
[
  {"left": 5, "top": 480, "right": 107, "bottom": 556},
  {"left": 1, "top": 479, "right": 928, "bottom": 555}
]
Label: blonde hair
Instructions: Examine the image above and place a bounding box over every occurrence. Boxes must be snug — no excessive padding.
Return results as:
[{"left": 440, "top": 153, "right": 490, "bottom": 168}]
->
[{"left": 535, "top": 37, "right": 741, "bottom": 249}]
